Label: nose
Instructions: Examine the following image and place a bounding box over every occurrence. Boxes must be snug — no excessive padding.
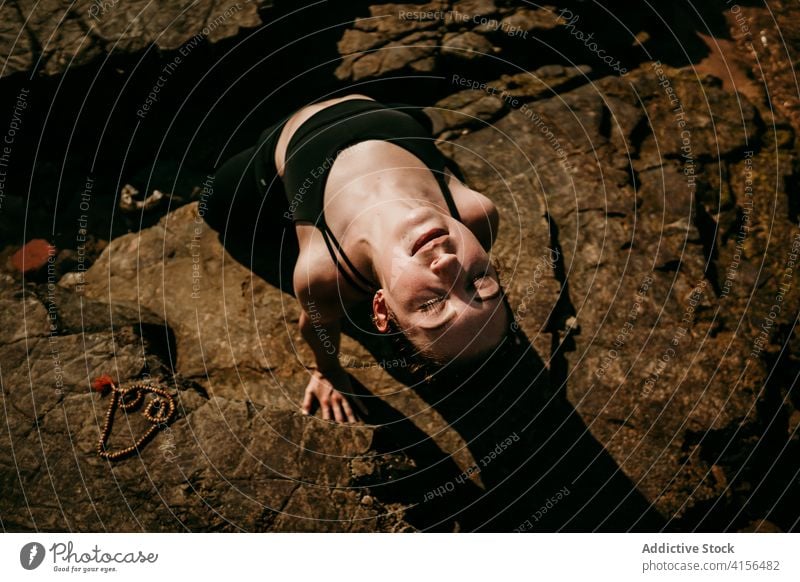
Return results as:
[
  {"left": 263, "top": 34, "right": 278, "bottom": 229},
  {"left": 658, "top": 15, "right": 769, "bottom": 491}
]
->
[{"left": 430, "top": 252, "right": 460, "bottom": 280}]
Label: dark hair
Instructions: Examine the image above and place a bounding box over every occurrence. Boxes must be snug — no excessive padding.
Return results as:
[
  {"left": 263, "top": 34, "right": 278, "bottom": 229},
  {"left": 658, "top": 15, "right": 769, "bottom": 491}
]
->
[{"left": 378, "top": 289, "right": 520, "bottom": 382}]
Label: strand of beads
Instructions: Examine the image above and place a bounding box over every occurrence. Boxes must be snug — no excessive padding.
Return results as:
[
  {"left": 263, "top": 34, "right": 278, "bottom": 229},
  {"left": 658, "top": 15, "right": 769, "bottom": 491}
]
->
[{"left": 94, "top": 376, "right": 176, "bottom": 461}]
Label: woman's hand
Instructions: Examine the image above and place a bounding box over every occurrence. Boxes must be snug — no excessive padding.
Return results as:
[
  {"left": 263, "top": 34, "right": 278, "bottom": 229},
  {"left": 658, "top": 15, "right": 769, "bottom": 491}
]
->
[{"left": 302, "top": 367, "right": 359, "bottom": 423}]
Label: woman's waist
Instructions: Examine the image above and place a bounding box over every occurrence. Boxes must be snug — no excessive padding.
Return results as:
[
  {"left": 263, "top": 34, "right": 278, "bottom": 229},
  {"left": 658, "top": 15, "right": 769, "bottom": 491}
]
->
[
  {"left": 283, "top": 119, "right": 447, "bottom": 199},
  {"left": 285, "top": 100, "right": 433, "bottom": 160}
]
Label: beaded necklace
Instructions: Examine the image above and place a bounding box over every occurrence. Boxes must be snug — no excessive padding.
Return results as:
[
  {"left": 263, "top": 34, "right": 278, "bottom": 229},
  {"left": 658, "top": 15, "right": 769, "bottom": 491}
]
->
[{"left": 92, "top": 375, "right": 176, "bottom": 461}]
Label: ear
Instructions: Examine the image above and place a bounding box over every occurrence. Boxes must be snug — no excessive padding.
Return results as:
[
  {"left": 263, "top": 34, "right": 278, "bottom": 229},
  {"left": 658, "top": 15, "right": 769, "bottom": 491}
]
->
[{"left": 372, "top": 289, "right": 390, "bottom": 333}]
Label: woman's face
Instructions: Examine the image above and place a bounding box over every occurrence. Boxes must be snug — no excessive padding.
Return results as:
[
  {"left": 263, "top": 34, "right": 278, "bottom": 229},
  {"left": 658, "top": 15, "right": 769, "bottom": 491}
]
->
[{"left": 373, "top": 207, "right": 508, "bottom": 361}]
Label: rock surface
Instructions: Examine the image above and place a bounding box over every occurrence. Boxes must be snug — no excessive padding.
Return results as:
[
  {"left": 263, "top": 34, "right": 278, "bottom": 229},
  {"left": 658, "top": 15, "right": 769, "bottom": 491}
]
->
[
  {"left": 1, "top": 0, "right": 265, "bottom": 79},
  {"left": 335, "top": 1, "right": 566, "bottom": 82},
  {"left": 0, "top": 273, "right": 413, "bottom": 531},
  {"left": 2, "top": 1, "right": 800, "bottom": 532},
  {"left": 436, "top": 62, "right": 800, "bottom": 528}
]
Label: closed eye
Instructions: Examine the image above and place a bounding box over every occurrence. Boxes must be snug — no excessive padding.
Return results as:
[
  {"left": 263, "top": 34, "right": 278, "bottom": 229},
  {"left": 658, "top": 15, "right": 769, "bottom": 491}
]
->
[
  {"left": 419, "top": 295, "right": 446, "bottom": 312},
  {"left": 471, "top": 272, "right": 500, "bottom": 302},
  {"left": 471, "top": 274, "right": 488, "bottom": 287}
]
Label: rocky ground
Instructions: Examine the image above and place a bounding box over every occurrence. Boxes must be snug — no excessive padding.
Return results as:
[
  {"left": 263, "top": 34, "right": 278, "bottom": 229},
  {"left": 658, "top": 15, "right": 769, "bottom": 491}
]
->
[{"left": 1, "top": 1, "right": 799, "bottom": 532}]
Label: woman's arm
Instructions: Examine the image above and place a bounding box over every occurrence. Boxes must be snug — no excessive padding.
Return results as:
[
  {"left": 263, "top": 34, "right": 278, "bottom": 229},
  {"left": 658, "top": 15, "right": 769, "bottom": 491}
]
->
[
  {"left": 446, "top": 170, "right": 500, "bottom": 250},
  {"left": 298, "top": 310, "right": 357, "bottom": 423},
  {"left": 298, "top": 307, "right": 343, "bottom": 374},
  {"left": 294, "top": 254, "right": 359, "bottom": 423}
]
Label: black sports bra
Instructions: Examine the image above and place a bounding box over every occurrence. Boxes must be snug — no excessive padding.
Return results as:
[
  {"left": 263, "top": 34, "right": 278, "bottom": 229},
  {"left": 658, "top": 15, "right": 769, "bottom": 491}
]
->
[{"left": 278, "top": 99, "right": 462, "bottom": 295}]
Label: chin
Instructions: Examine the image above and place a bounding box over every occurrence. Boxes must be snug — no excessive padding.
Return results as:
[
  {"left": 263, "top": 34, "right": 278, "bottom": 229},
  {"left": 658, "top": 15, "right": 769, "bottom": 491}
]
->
[{"left": 404, "top": 206, "right": 435, "bottom": 225}]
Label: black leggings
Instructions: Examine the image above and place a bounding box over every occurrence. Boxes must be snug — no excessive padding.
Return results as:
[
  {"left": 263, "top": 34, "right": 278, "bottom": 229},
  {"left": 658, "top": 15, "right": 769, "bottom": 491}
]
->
[{"left": 203, "top": 116, "right": 294, "bottom": 245}]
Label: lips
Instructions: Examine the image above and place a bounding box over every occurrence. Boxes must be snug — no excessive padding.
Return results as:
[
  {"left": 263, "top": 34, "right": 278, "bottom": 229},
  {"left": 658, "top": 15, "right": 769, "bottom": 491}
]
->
[{"left": 411, "top": 228, "right": 448, "bottom": 256}]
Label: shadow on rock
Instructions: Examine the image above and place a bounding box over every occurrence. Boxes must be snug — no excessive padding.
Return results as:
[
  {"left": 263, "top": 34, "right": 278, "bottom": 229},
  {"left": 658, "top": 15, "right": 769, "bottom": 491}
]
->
[
  {"left": 406, "top": 328, "right": 667, "bottom": 532},
  {"left": 205, "top": 165, "right": 666, "bottom": 532}
]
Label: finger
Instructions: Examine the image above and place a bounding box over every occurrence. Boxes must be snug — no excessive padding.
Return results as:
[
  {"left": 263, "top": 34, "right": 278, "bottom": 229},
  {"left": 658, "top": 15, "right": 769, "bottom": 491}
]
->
[
  {"left": 331, "top": 399, "right": 345, "bottom": 424},
  {"left": 321, "top": 400, "right": 331, "bottom": 421},
  {"left": 341, "top": 398, "right": 357, "bottom": 424},
  {"left": 302, "top": 389, "right": 314, "bottom": 415}
]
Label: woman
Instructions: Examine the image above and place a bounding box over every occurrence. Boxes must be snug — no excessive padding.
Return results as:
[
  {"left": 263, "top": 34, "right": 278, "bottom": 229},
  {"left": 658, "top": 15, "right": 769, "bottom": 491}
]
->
[{"left": 206, "top": 94, "right": 510, "bottom": 423}]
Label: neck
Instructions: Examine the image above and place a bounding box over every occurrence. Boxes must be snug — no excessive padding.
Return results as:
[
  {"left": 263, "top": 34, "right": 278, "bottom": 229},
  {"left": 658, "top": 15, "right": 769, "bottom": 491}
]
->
[
  {"left": 361, "top": 197, "right": 426, "bottom": 289},
  {"left": 366, "top": 206, "right": 453, "bottom": 290},
  {"left": 326, "top": 165, "right": 452, "bottom": 289}
]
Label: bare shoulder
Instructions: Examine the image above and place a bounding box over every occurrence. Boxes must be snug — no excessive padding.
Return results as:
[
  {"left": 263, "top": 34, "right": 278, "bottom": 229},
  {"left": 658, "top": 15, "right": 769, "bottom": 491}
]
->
[
  {"left": 292, "top": 226, "right": 353, "bottom": 321},
  {"left": 447, "top": 170, "right": 500, "bottom": 249}
]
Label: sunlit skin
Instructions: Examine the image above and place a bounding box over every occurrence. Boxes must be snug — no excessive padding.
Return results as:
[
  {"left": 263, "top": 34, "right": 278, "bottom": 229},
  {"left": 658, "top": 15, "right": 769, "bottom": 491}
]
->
[
  {"left": 371, "top": 206, "right": 508, "bottom": 362},
  {"left": 275, "top": 94, "right": 505, "bottom": 423}
]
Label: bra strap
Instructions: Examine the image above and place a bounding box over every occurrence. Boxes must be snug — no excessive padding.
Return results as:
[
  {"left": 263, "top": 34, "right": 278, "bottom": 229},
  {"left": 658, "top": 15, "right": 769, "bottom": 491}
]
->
[
  {"left": 318, "top": 222, "right": 377, "bottom": 294},
  {"left": 379, "top": 101, "right": 464, "bottom": 222},
  {"left": 436, "top": 164, "right": 462, "bottom": 222}
]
